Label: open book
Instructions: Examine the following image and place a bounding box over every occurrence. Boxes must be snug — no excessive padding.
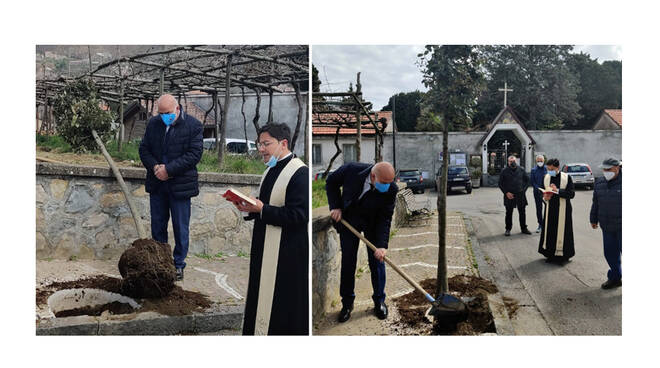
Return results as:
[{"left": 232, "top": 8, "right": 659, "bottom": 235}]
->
[
  {"left": 536, "top": 187, "right": 559, "bottom": 194},
  {"left": 222, "top": 187, "right": 256, "bottom": 206}
]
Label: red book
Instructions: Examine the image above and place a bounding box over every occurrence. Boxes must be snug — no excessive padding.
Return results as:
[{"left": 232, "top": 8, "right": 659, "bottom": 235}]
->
[{"left": 222, "top": 188, "right": 256, "bottom": 206}]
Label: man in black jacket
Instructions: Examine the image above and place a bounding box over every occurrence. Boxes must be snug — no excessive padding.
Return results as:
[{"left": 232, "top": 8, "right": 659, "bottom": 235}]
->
[
  {"left": 590, "top": 158, "right": 623, "bottom": 289},
  {"left": 326, "top": 161, "right": 397, "bottom": 322},
  {"left": 499, "top": 155, "right": 532, "bottom": 236},
  {"left": 138, "top": 94, "right": 203, "bottom": 281}
]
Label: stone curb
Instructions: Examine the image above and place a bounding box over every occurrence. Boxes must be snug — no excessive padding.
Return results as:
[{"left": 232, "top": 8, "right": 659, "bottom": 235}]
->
[
  {"left": 36, "top": 162, "right": 262, "bottom": 185},
  {"left": 36, "top": 305, "right": 244, "bottom": 336},
  {"left": 463, "top": 214, "right": 515, "bottom": 336}
]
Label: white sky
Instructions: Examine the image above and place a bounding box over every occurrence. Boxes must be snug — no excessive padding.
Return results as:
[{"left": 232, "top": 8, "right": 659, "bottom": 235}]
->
[{"left": 313, "top": 45, "right": 622, "bottom": 110}]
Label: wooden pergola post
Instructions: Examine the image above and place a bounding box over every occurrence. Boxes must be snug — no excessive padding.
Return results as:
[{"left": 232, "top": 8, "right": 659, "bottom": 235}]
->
[
  {"left": 218, "top": 54, "right": 233, "bottom": 167},
  {"left": 118, "top": 78, "right": 125, "bottom": 151},
  {"left": 355, "top": 73, "right": 362, "bottom": 163},
  {"left": 159, "top": 68, "right": 165, "bottom": 95}
]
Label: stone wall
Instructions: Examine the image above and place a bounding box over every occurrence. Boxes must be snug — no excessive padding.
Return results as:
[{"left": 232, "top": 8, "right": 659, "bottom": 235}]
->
[
  {"left": 381, "top": 129, "right": 622, "bottom": 177},
  {"left": 36, "top": 162, "right": 261, "bottom": 260}
]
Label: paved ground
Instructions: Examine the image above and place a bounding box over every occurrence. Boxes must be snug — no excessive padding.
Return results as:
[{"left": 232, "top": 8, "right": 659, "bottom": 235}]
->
[
  {"left": 313, "top": 211, "right": 477, "bottom": 335},
  {"left": 419, "top": 186, "right": 622, "bottom": 335},
  {"left": 36, "top": 253, "right": 248, "bottom": 332}
]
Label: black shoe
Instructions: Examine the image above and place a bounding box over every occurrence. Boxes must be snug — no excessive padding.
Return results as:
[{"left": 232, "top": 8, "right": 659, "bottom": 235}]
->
[
  {"left": 505, "top": 230, "right": 511, "bottom": 236},
  {"left": 374, "top": 302, "right": 388, "bottom": 320},
  {"left": 521, "top": 228, "right": 532, "bottom": 235},
  {"left": 601, "top": 279, "right": 622, "bottom": 289},
  {"left": 338, "top": 306, "right": 353, "bottom": 323},
  {"left": 176, "top": 268, "right": 184, "bottom": 281}
]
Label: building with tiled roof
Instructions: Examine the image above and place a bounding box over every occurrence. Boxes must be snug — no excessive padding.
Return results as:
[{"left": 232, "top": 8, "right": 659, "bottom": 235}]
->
[{"left": 592, "top": 109, "right": 622, "bottom": 130}]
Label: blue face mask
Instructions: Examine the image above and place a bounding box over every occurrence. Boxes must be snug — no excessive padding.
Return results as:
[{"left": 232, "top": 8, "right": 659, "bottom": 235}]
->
[
  {"left": 161, "top": 113, "right": 176, "bottom": 126},
  {"left": 548, "top": 170, "right": 557, "bottom": 177},
  {"left": 265, "top": 141, "right": 282, "bottom": 168},
  {"left": 374, "top": 181, "right": 390, "bottom": 193}
]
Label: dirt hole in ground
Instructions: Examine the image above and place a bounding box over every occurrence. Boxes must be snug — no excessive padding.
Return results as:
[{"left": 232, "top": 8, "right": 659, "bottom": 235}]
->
[
  {"left": 393, "top": 275, "right": 498, "bottom": 335},
  {"left": 37, "top": 275, "right": 212, "bottom": 317}
]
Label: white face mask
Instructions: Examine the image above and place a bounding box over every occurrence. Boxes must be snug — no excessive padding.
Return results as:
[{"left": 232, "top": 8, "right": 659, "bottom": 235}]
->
[
  {"left": 537, "top": 162, "right": 544, "bottom": 167},
  {"left": 603, "top": 171, "right": 616, "bottom": 181}
]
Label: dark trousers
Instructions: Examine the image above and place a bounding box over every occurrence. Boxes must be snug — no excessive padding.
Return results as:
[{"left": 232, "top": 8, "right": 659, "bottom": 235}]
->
[
  {"left": 339, "top": 222, "right": 386, "bottom": 308},
  {"left": 149, "top": 188, "right": 191, "bottom": 269},
  {"left": 602, "top": 230, "right": 622, "bottom": 281},
  {"left": 533, "top": 190, "right": 544, "bottom": 227},
  {"left": 505, "top": 198, "right": 527, "bottom": 231}
]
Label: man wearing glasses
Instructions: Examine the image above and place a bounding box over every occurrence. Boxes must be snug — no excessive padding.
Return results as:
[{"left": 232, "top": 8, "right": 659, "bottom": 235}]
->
[{"left": 229, "top": 123, "right": 309, "bottom": 335}]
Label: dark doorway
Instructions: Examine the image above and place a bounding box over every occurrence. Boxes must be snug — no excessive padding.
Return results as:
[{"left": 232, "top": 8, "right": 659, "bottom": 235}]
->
[{"left": 487, "top": 130, "right": 521, "bottom": 174}]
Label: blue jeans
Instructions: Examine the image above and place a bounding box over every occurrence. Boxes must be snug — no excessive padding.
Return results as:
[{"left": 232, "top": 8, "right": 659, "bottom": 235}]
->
[
  {"left": 149, "top": 188, "right": 191, "bottom": 269},
  {"left": 339, "top": 223, "right": 386, "bottom": 307},
  {"left": 533, "top": 190, "right": 544, "bottom": 226},
  {"left": 602, "top": 230, "right": 622, "bottom": 281}
]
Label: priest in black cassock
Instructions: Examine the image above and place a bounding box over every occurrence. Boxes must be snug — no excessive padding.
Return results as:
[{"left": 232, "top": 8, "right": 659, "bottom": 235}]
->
[
  {"left": 229, "top": 123, "right": 309, "bottom": 335},
  {"left": 538, "top": 158, "right": 576, "bottom": 264}
]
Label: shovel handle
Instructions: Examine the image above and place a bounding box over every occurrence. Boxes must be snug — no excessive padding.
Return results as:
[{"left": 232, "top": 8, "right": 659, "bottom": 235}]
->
[{"left": 339, "top": 218, "right": 434, "bottom": 302}]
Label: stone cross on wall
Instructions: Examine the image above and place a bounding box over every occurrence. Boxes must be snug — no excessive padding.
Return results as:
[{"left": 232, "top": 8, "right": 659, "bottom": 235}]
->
[{"left": 498, "top": 81, "right": 513, "bottom": 107}]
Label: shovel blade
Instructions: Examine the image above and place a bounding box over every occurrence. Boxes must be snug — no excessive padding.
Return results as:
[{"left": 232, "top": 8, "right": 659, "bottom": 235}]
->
[{"left": 429, "top": 293, "right": 468, "bottom": 321}]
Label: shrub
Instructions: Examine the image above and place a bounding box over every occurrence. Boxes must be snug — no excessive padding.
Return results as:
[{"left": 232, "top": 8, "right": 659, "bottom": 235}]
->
[{"left": 53, "top": 79, "right": 115, "bottom": 152}]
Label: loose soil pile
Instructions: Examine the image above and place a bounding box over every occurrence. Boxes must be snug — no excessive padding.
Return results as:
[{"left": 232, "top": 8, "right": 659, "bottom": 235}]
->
[
  {"left": 393, "top": 275, "right": 499, "bottom": 335},
  {"left": 118, "top": 238, "right": 176, "bottom": 298},
  {"left": 36, "top": 275, "right": 212, "bottom": 317}
]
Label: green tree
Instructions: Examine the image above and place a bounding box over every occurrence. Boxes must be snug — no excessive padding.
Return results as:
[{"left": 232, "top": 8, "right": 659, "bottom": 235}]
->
[
  {"left": 473, "top": 45, "right": 582, "bottom": 130},
  {"left": 381, "top": 90, "right": 425, "bottom": 132},
  {"left": 419, "top": 45, "right": 485, "bottom": 296},
  {"left": 414, "top": 108, "right": 443, "bottom": 132},
  {"left": 566, "top": 53, "right": 621, "bottom": 128},
  {"left": 53, "top": 79, "right": 115, "bottom": 152}
]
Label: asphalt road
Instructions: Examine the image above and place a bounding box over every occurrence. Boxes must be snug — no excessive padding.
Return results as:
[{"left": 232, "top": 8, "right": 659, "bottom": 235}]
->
[{"left": 415, "top": 186, "right": 622, "bottom": 335}]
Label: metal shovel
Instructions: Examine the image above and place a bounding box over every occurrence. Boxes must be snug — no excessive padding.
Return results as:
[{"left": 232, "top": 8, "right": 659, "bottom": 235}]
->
[{"left": 339, "top": 218, "right": 467, "bottom": 322}]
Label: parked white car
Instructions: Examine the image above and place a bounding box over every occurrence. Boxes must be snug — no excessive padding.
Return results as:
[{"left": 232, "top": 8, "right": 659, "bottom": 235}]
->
[
  {"left": 561, "top": 163, "right": 595, "bottom": 190},
  {"left": 203, "top": 138, "right": 257, "bottom": 154}
]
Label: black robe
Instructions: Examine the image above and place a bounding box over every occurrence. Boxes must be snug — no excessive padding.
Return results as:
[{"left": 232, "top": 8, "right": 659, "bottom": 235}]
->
[
  {"left": 242, "top": 155, "right": 309, "bottom": 335},
  {"left": 538, "top": 173, "right": 575, "bottom": 260}
]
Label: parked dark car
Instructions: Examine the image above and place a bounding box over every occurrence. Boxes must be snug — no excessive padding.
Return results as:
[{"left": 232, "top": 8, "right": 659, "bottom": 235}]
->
[
  {"left": 562, "top": 163, "right": 595, "bottom": 189},
  {"left": 436, "top": 165, "right": 472, "bottom": 194},
  {"left": 397, "top": 168, "right": 425, "bottom": 194}
]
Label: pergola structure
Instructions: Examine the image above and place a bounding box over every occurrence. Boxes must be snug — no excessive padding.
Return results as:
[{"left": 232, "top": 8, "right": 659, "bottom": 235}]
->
[
  {"left": 312, "top": 72, "right": 387, "bottom": 176},
  {"left": 35, "top": 45, "right": 309, "bottom": 162}
]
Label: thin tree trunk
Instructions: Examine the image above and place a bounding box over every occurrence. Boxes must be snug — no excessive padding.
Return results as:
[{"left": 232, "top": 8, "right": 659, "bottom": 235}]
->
[
  {"left": 267, "top": 89, "right": 274, "bottom": 124},
  {"left": 218, "top": 54, "right": 233, "bottom": 167},
  {"left": 291, "top": 82, "right": 303, "bottom": 152},
  {"left": 325, "top": 127, "right": 342, "bottom": 176},
  {"left": 436, "top": 115, "right": 449, "bottom": 296},
  {"left": 241, "top": 87, "right": 248, "bottom": 151},
  {"left": 252, "top": 87, "right": 261, "bottom": 134},
  {"left": 118, "top": 78, "right": 124, "bottom": 152}
]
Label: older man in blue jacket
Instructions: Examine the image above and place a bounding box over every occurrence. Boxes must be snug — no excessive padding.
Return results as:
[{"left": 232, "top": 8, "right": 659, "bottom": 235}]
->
[
  {"left": 326, "top": 161, "right": 397, "bottom": 322},
  {"left": 590, "top": 158, "right": 623, "bottom": 290},
  {"left": 139, "top": 94, "right": 203, "bottom": 281},
  {"left": 530, "top": 155, "right": 548, "bottom": 233}
]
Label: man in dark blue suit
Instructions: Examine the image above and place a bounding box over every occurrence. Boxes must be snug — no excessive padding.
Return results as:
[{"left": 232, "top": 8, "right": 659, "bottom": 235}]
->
[
  {"left": 325, "top": 161, "right": 398, "bottom": 322},
  {"left": 138, "top": 94, "right": 203, "bottom": 281}
]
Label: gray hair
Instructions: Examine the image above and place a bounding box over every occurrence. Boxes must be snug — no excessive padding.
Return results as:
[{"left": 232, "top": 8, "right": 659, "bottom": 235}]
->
[{"left": 535, "top": 154, "right": 545, "bottom": 161}]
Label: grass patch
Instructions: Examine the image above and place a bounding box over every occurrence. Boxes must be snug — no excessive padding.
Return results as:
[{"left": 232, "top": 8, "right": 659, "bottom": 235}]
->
[
  {"left": 389, "top": 228, "right": 398, "bottom": 239},
  {"left": 312, "top": 179, "right": 328, "bottom": 209},
  {"left": 37, "top": 134, "right": 266, "bottom": 175},
  {"left": 197, "top": 151, "right": 266, "bottom": 175},
  {"left": 194, "top": 253, "right": 213, "bottom": 260},
  {"left": 237, "top": 250, "right": 249, "bottom": 258},
  {"left": 36, "top": 134, "right": 72, "bottom": 153}
]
